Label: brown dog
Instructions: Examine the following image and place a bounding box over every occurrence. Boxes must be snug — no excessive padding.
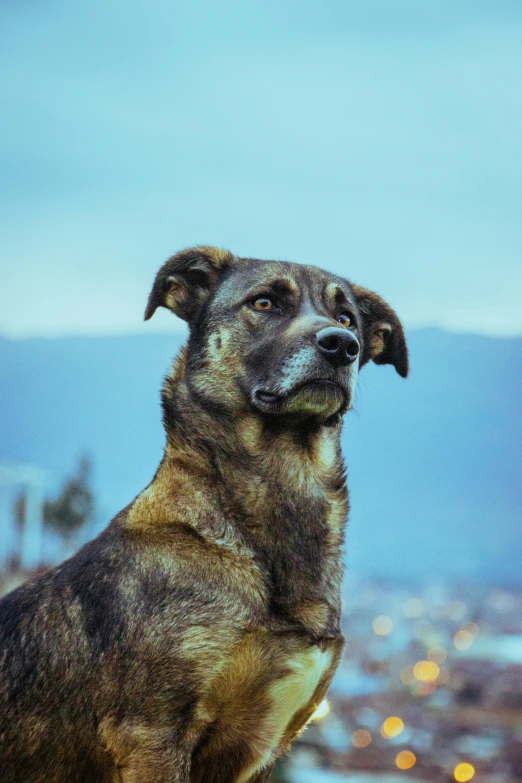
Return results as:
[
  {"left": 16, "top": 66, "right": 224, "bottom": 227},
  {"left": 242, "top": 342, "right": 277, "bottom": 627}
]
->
[{"left": 0, "top": 247, "right": 408, "bottom": 782}]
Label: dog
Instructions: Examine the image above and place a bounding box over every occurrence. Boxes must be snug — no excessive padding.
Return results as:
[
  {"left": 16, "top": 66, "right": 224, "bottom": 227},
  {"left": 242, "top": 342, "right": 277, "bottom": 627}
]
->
[{"left": 0, "top": 246, "right": 408, "bottom": 782}]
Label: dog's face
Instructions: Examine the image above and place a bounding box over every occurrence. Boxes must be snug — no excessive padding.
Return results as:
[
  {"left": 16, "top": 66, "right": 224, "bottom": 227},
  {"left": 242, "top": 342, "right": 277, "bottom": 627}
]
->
[
  {"left": 188, "top": 260, "right": 362, "bottom": 425},
  {"left": 145, "top": 247, "right": 408, "bottom": 426}
]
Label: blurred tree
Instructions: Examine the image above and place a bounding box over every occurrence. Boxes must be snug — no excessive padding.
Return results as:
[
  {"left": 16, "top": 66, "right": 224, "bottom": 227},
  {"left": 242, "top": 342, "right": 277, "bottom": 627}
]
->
[
  {"left": 43, "top": 456, "right": 94, "bottom": 545},
  {"left": 13, "top": 491, "right": 26, "bottom": 533}
]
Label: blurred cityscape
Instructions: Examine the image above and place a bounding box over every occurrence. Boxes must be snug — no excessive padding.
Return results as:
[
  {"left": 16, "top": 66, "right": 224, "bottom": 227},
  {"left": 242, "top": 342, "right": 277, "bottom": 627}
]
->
[
  {"left": 1, "top": 460, "right": 521, "bottom": 782},
  {"left": 274, "top": 576, "right": 522, "bottom": 783}
]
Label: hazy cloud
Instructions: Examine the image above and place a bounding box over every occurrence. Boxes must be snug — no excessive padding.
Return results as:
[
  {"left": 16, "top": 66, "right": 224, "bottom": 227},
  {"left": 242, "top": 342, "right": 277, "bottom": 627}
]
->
[{"left": 1, "top": 0, "right": 521, "bottom": 336}]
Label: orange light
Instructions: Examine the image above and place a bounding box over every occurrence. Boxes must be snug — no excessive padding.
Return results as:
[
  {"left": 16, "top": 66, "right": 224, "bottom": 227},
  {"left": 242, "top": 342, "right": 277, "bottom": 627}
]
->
[
  {"left": 381, "top": 716, "right": 405, "bottom": 738},
  {"left": 413, "top": 660, "right": 440, "bottom": 682},
  {"left": 454, "top": 630, "right": 473, "bottom": 650},
  {"left": 372, "top": 615, "right": 393, "bottom": 635},
  {"left": 396, "top": 750, "right": 416, "bottom": 770},
  {"left": 352, "top": 729, "right": 372, "bottom": 748},
  {"left": 454, "top": 762, "right": 475, "bottom": 781}
]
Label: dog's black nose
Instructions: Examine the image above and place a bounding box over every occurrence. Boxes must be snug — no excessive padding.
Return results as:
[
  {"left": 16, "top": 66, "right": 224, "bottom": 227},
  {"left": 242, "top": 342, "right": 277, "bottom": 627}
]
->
[{"left": 316, "top": 327, "right": 360, "bottom": 367}]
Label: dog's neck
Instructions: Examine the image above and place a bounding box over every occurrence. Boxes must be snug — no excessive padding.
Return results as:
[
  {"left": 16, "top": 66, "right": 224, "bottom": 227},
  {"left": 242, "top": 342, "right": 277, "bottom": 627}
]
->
[
  {"left": 131, "top": 349, "right": 348, "bottom": 637},
  {"left": 161, "top": 348, "right": 347, "bottom": 502}
]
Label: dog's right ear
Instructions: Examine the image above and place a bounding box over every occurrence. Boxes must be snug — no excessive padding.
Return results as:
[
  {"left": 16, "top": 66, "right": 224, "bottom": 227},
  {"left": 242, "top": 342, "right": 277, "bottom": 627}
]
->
[{"left": 144, "top": 246, "right": 234, "bottom": 322}]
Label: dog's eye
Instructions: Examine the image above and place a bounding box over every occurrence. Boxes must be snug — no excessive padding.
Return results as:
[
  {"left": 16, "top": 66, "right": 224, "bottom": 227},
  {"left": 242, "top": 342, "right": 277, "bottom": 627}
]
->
[
  {"left": 338, "top": 313, "right": 352, "bottom": 326},
  {"left": 252, "top": 297, "right": 275, "bottom": 311}
]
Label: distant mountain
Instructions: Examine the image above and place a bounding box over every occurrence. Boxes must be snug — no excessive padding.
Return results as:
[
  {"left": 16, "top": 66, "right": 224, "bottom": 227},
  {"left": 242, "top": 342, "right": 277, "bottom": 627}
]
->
[
  {"left": 343, "top": 330, "right": 521, "bottom": 585},
  {"left": 0, "top": 330, "right": 520, "bottom": 585}
]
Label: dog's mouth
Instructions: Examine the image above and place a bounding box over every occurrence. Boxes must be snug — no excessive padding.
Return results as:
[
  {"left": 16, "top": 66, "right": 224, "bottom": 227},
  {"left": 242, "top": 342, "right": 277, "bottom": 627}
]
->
[
  {"left": 255, "top": 380, "right": 343, "bottom": 404},
  {"left": 253, "top": 379, "right": 348, "bottom": 420}
]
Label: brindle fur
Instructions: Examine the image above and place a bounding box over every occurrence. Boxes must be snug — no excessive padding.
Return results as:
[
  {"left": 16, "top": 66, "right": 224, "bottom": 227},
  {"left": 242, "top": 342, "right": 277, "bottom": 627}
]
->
[{"left": 0, "top": 247, "right": 408, "bottom": 782}]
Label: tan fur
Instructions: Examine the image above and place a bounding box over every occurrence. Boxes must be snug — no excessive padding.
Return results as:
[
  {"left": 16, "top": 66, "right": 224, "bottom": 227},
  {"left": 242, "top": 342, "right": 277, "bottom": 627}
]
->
[{"left": 369, "top": 323, "right": 392, "bottom": 359}]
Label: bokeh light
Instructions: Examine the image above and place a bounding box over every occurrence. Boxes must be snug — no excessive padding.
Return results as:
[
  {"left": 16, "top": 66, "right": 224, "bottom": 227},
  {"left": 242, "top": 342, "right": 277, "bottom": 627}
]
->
[
  {"left": 454, "top": 630, "right": 474, "bottom": 650},
  {"left": 400, "top": 665, "right": 416, "bottom": 685},
  {"left": 403, "top": 598, "right": 424, "bottom": 618},
  {"left": 396, "top": 750, "right": 416, "bottom": 770},
  {"left": 413, "top": 620, "right": 435, "bottom": 641},
  {"left": 428, "top": 646, "right": 447, "bottom": 664},
  {"left": 416, "top": 681, "right": 437, "bottom": 696},
  {"left": 372, "top": 615, "right": 393, "bottom": 635},
  {"left": 381, "top": 716, "right": 405, "bottom": 738},
  {"left": 413, "top": 660, "right": 440, "bottom": 682},
  {"left": 352, "top": 729, "right": 372, "bottom": 748},
  {"left": 454, "top": 762, "right": 475, "bottom": 781},
  {"left": 447, "top": 601, "right": 467, "bottom": 621}
]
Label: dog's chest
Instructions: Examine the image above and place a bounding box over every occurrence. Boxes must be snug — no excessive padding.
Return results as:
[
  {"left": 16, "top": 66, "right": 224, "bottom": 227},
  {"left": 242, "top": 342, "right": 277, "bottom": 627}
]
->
[
  {"left": 237, "top": 641, "right": 335, "bottom": 782},
  {"left": 197, "top": 632, "right": 340, "bottom": 783}
]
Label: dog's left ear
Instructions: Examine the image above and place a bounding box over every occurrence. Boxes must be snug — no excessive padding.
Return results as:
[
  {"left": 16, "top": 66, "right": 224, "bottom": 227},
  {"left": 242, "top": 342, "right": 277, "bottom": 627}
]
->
[
  {"left": 144, "top": 246, "right": 234, "bottom": 323},
  {"left": 352, "top": 285, "right": 409, "bottom": 378}
]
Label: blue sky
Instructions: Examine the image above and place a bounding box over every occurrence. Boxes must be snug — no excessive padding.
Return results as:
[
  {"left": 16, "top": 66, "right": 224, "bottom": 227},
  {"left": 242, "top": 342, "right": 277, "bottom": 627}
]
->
[{"left": 1, "top": 0, "right": 521, "bottom": 337}]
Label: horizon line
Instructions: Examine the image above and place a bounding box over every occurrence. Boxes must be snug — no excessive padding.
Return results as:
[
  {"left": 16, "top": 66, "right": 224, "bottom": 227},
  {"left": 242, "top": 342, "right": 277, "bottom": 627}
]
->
[{"left": 1, "top": 326, "right": 522, "bottom": 342}]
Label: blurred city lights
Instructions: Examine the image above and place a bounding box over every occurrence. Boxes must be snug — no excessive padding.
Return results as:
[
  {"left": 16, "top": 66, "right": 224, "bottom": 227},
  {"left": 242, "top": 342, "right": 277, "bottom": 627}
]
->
[
  {"left": 311, "top": 699, "right": 330, "bottom": 721},
  {"left": 372, "top": 615, "right": 393, "bottom": 635},
  {"left": 403, "top": 598, "right": 424, "bottom": 618},
  {"left": 400, "top": 665, "right": 416, "bottom": 685},
  {"left": 416, "top": 681, "right": 437, "bottom": 696},
  {"left": 454, "top": 630, "right": 474, "bottom": 650},
  {"left": 413, "top": 660, "right": 440, "bottom": 682},
  {"left": 447, "top": 601, "right": 467, "bottom": 621},
  {"left": 428, "top": 645, "right": 447, "bottom": 664},
  {"left": 381, "top": 716, "right": 405, "bottom": 738},
  {"left": 454, "top": 762, "right": 475, "bottom": 781},
  {"left": 351, "top": 729, "right": 372, "bottom": 748},
  {"left": 429, "top": 604, "right": 447, "bottom": 620},
  {"left": 436, "top": 668, "right": 450, "bottom": 685},
  {"left": 396, "top": 750, "right": 417, "bottom": 770},
  {"left": 413, "top": 619, "right": 434, "bottom": 641},
  {"left": 461, "top": 621, "right": 479, "bottom": 636},
  {"left": 448, "top": 673, "right": 465, "bottom": 691}
]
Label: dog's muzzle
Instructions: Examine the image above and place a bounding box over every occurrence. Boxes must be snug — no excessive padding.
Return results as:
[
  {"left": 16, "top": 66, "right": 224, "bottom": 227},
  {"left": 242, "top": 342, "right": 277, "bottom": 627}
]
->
[{"left": 252, "top": 379, "right": 348, "bottom": 421}]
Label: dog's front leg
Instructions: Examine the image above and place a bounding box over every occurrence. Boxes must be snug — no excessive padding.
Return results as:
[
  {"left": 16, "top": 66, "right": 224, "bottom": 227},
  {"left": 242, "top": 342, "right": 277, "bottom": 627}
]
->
[
  {"left": 118, "top": 754, "right": 190, "bottom": 783},
  {"left": 246, "top": 769, "right": 274, "bottom": 783},
  {"left": 101, "top": 717, "right": 192, "bottom": 783}
]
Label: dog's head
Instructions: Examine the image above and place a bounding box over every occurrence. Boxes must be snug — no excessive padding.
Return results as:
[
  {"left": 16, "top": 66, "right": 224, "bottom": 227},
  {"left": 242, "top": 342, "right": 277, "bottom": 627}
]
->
[{"left": 145, "top": 246, "right": 408, "bottom": 426}]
